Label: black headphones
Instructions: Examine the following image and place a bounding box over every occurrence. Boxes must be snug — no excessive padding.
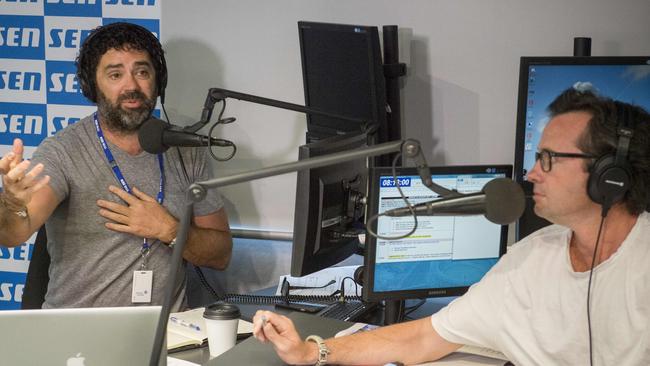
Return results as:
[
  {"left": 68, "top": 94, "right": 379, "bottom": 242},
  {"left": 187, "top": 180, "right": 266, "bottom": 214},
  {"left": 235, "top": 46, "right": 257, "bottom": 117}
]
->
[
  {"left": 587, "top": 103, "right": 634, "bottom": 214},
  {"left": 77, "top": 22, "right": 168, "bottom": 104}
]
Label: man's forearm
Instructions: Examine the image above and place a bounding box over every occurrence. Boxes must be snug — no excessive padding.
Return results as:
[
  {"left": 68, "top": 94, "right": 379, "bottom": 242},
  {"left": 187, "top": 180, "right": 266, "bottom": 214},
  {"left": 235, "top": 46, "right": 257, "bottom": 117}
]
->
[
  {"left": 323, "top": 318, "right": 459, "bottom": 365},
  {"left": 182, "top": 225, "right": 233, "bottom": 270},
  {"left": 0, "top": 203, "right": 33, "bottom": 247}
]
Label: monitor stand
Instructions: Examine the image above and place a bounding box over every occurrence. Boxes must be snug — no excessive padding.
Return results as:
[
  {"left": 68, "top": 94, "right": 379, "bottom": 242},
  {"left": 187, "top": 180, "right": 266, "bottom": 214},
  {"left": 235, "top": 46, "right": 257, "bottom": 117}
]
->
[{"left": 383, "top": 299, "right": 405, "bottom": 325}]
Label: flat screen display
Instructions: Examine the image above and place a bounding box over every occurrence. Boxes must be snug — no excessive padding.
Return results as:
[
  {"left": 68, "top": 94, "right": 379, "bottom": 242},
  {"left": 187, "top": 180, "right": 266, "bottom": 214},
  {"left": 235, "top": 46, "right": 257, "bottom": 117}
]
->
[
  {"left": 513, "top": 57, "right": 650, "bottom": 239},
  {"left": 364, "top": 165, "right": 510, "bottom": 301}
]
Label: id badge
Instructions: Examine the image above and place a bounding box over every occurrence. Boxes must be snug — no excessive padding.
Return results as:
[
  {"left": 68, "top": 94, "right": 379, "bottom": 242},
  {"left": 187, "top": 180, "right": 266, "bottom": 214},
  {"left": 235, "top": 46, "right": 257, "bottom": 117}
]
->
[{"left": 132, "top": 270, "right": 153, "bottom": 303}]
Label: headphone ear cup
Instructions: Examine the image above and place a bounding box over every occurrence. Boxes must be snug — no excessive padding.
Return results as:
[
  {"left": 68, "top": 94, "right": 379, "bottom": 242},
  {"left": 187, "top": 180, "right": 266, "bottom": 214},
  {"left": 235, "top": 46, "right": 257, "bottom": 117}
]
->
[
  {"left": 157, "top": 58, "right": 167, "bottom": 103},
  {"left": 78, "top": 67, "right": 96, "bottom": 103},
  {"left": 587, "top": 154, "right": 631, "bottom": 206}
]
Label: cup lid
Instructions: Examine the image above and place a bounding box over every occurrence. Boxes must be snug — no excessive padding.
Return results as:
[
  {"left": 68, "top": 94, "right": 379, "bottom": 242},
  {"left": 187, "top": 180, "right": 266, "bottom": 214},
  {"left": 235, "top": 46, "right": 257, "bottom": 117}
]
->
[{"left": 203, "top": 303, "right": 240, "bottom": 320}]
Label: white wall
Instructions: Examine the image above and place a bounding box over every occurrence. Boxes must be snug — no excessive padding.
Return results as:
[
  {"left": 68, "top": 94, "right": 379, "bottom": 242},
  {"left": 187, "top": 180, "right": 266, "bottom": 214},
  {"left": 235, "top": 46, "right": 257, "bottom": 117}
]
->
[{"left": 161, "top": 0, "right": 650, "bottom": 233}]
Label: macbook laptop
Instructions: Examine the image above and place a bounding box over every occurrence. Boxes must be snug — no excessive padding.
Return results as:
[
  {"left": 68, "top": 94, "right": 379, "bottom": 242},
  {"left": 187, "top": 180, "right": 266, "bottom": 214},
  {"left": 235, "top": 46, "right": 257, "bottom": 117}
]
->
[{"left": 0, "top": 306, "right": 164, "bottom": 366}]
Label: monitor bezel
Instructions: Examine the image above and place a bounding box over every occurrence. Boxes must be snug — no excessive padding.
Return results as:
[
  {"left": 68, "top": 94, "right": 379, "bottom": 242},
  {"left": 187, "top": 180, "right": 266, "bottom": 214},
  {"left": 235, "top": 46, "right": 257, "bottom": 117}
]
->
[
  {"left": 298, "top": 21, "right": 388, "bottom": 143},
  {"left": 363, "top": 165, "right": 511, "bottom": 302},
  {"left": 290, "top": 131, "right": 370, "bottom": 277}
]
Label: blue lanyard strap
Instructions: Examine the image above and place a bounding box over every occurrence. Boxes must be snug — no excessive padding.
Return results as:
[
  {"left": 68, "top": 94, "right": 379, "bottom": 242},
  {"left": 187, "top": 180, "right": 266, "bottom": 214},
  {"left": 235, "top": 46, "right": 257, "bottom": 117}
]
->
[{"left": 94, "top": 113, "right": 165, "bottom": 265}]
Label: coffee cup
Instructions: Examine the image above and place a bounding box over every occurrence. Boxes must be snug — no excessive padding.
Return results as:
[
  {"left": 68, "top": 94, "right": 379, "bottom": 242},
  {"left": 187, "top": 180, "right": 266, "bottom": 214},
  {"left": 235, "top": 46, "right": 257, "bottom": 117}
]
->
[{"left": 203, "top": 303, "right": 241, "bottom": 358}]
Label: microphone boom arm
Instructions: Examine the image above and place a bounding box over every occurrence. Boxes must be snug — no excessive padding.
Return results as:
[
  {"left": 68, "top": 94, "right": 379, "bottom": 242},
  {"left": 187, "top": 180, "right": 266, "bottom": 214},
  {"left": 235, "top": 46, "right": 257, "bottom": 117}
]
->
[
  {"left": 189, "top": 139, "right": 410, "bottom": 202},
  {"left": 186, "top": 87, "right": 370, "bottom": 133},
  {"left": 150, "top": 138, "right": 428, "bottom": 366}
]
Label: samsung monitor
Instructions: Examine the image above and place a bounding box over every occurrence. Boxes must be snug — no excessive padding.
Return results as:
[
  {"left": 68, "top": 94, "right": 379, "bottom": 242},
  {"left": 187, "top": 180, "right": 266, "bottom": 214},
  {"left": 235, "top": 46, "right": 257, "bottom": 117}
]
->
[
  {"left": 290, "top": 132, "right": 369, "bottom": 277},
  {"left": 363, "top": 165, "right": 510, "bottom": 306},
  {"left": 298, "top": 21, "right": 389, "bottom": 144},
  {"left": 514, "top": 56, "right": 650, "bottom": 239}
]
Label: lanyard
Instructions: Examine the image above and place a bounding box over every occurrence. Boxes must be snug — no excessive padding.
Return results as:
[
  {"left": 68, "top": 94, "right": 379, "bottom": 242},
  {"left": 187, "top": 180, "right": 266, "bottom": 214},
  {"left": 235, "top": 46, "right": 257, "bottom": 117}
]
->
[{"left": 94, "top": 113, "right": 164, "bottom": 269}]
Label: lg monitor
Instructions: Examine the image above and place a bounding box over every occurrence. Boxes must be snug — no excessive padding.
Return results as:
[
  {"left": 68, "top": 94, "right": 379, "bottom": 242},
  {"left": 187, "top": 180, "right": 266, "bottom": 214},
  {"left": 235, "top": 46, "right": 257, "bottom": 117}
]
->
[
  {"left": 363, "top": 165, "right": 511, "bottom": 319},
  {"left": 514, "top": 56, "right": 650, "bottom": 239},
  {"left": 290, "top": 132, "right": 369, "bottom": 277},
  {"left": 298, "top": 21, "right": 389, "bottom": 144}
]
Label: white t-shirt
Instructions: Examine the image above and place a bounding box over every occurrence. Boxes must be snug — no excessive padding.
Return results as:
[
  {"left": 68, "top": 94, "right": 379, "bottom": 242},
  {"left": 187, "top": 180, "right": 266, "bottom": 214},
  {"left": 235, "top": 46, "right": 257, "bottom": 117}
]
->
[{"left": 431, "top": 212, "right": 650, "bottom": 366}]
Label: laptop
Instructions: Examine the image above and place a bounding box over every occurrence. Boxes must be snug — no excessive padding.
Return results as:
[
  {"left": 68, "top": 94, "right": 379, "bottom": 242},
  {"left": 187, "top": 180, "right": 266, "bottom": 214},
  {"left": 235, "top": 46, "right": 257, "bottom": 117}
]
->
[{"left": 0, "top": 306, "right": 164, "bottom": 366}]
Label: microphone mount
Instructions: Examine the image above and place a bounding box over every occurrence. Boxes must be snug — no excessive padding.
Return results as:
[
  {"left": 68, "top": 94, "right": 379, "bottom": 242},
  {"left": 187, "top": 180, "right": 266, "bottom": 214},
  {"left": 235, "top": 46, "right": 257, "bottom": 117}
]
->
[
  {"left": 150, "top": 137, "right": 431, "bottom": 366},
  {"left": 184, "top": 87, "right": 375, "bottom": 135}
]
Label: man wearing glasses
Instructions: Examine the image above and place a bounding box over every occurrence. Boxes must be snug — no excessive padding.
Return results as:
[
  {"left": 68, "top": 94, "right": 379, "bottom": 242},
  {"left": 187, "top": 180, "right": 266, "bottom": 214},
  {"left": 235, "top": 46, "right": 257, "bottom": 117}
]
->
[{"left": 252, "top": 87, "right": 650, "bottom": 366}]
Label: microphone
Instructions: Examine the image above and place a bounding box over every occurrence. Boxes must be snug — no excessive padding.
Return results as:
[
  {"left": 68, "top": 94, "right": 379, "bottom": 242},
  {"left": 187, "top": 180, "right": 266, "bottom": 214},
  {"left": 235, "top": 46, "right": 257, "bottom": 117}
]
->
[
  {"left": 138, "top": 117, "right": 233, "bottom": 154},
  {"left": 383, "top": 178, "right": 526, "bottom": 225}
]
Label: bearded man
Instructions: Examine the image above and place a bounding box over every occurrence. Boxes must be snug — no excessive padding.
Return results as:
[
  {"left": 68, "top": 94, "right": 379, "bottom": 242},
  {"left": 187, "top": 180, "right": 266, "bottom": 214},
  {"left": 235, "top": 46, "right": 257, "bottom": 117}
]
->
[{"left": 0, "top": 22, "right": 232, "bottom": 309}]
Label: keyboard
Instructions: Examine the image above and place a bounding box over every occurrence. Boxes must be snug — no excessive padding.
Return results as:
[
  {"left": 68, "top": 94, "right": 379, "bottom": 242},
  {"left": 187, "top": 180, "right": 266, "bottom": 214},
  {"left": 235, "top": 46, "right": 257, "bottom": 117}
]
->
[{"left": 316, "top": 301, "right": 378, "bottom": 322}]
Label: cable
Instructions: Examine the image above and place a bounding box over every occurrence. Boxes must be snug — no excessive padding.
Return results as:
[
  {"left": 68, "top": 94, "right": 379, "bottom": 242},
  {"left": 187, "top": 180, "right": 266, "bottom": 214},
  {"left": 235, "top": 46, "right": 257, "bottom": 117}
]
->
[
  {"left": 365, "top": 152, "right": 419, "bottom": 240},
  {"left": 221, "top": 293, "right": 363, "bottom": 306},
  {"left": 339, "top": 276, "right": 361, "bottom": 297},
  {"left": 403, "top": 298, "right": 427, "bottom": 319},
  {"left": 159, "top": 103, "right": 225, "bottom": 304},
  {"left": 587, "top": 216, "right": 607, "bottom": 365},
  {"left": 207, "top": 100, "right": 237, "bottom": 161},
  {"left": 160, "top": 102, "right": 171, "bottom": 123},
  {"left": 586, "top": 216, "right": 606, "bottom": 366}
]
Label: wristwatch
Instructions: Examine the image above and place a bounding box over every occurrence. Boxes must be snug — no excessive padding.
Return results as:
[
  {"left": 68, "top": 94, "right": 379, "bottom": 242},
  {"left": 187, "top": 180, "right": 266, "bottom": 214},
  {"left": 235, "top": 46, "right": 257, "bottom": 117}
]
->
[
  {"left": 14, "top": 208, "right": 28, "bottom": 218},
  {"left": 305, "top": 335, "right": 330, "bottom": 366},
  {"left": 0, "top": 194, "right": 28, "bottom": 218},
  {"left": 168, "top": 237, "right": 177, "bottom": 249}
]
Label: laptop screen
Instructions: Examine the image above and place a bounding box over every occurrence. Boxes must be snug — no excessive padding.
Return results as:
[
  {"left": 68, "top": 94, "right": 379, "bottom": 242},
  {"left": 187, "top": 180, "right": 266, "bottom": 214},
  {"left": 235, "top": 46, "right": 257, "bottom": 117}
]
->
[{"left": 363, "top": 165, "right": 510, "bottom": 301}]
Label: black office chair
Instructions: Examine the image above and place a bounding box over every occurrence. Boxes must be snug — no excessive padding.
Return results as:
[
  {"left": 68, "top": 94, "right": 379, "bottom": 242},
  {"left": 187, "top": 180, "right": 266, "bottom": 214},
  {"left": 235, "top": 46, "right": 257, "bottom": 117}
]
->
[{"left": 21, "top": 226, "right": 50, "bottom": 309}]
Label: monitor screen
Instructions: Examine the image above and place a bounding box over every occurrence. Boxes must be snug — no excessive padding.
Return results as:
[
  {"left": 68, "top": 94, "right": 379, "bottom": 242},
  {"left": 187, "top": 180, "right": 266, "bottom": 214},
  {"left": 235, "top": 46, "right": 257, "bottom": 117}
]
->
[
  {"left": 298, "top": 21, "right": 388, "bottom": 144},
  {"left": 290, "top": 132, "right": 369, "bottom": 277},
  {"left": 513, "top": 56, "right": 650, "bottom": 238},
  {"left": 363, "top": 165, "right": 510, "bottom": 302}
]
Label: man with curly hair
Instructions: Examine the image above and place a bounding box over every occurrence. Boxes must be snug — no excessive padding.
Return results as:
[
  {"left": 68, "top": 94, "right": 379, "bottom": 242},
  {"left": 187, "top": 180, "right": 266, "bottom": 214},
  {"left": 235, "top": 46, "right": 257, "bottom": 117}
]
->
[{"left": 0, "top": 22, "right": 232, "bottom": 309}]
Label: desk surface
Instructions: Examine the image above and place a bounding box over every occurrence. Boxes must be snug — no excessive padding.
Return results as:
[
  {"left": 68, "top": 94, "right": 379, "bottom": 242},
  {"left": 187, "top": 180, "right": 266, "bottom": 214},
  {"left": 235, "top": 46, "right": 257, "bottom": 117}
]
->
[
  {"left": 170, "top": 288, "right": 456, "bottom": 365},
  {"left": 207, "top": 311, "right": 351, "bottom": 365},
  {"left": 170, "top": 300, "right": 506, "bottom": 366}
]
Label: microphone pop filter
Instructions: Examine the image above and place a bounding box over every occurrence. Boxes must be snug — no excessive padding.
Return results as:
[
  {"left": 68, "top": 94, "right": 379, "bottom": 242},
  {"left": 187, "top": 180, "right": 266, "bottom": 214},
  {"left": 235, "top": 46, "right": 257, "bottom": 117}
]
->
[
  {"left": 483, "top": 178, "right": 526, "bottom": 225},
  {"left": 138, "top": 117, "right": 168, "bottom": 154}
]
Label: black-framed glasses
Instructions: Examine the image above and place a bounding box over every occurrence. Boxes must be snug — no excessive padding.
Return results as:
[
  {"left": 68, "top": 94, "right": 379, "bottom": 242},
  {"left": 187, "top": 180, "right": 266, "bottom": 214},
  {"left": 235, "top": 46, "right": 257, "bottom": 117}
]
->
[{"left": 535, "top": 149, "right": 596, "bottom": 172}]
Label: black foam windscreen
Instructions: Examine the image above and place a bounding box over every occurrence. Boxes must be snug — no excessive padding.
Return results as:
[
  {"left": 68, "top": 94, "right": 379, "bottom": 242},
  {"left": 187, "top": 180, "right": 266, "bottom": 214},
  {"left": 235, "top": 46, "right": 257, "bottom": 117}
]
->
[
  {"left": 138, "top": 117, "right": 168, "bottom": 154},
  {"left": 484, "top": 178, "right": 526, "bottom": 225}
]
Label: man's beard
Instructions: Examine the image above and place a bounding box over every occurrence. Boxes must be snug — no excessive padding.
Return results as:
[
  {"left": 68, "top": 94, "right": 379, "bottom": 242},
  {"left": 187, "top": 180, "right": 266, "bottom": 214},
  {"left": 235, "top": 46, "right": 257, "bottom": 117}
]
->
[{"left": 96, "top": 90, "right": 156, "bottom": 133}]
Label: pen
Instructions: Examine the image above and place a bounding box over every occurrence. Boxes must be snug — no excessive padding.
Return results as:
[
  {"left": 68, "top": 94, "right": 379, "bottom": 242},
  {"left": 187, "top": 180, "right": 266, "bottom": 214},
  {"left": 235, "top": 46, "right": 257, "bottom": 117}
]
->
[{"left": 169, "top": 316, "right": 201, "bottom": 331}]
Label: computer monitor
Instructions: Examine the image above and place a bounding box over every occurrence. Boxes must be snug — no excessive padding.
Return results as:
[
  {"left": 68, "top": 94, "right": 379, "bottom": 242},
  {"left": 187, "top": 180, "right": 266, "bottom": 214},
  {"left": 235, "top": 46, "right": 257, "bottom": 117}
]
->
[
  {"left": 298, "top": 21, "right": 389, "bottom": 144},
  {"left": 514, "top": 56, "right": 650, "bottom": 239},
  {"left": 363, "top": 165, "right": 510, "bottom": 306},
  {"left": 290, "top": 132, "right": 369, "bottom": 277}
]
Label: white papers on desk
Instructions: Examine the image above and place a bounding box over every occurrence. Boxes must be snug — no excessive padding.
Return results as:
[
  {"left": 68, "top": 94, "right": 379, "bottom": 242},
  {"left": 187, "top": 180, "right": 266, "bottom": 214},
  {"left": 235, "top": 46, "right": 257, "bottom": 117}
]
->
[
  {"left": 275, "top": 265, "right": 362, "bottom": 297},
  {"left": 167, "top": 357, "right": 200, "bottom": 366}
]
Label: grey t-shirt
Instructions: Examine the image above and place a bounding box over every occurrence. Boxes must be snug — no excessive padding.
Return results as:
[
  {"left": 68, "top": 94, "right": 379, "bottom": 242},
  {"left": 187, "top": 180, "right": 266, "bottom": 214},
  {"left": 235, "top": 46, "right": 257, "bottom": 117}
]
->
[{"left": 31, "top": 115, "right": 223, "bottom": 309}]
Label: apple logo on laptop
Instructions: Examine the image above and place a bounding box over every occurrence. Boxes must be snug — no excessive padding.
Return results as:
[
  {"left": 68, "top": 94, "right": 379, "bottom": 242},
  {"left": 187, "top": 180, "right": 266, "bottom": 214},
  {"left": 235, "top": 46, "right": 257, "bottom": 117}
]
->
[{"left": 66, "top": 353, "right": 85, "bottom": 366}]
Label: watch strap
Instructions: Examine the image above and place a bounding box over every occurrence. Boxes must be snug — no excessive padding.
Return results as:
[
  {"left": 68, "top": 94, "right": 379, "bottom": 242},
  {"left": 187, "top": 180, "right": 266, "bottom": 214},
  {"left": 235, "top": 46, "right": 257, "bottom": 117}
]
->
[{"left": 305, "top": 335, "right": 329, "bottom": 366}]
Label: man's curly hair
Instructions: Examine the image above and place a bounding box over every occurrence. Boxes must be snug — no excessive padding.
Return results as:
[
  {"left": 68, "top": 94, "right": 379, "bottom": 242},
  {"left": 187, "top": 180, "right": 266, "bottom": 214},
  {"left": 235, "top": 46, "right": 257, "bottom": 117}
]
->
[{"left": 76, "top": 22, "right": 167, "bottom": 103}]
